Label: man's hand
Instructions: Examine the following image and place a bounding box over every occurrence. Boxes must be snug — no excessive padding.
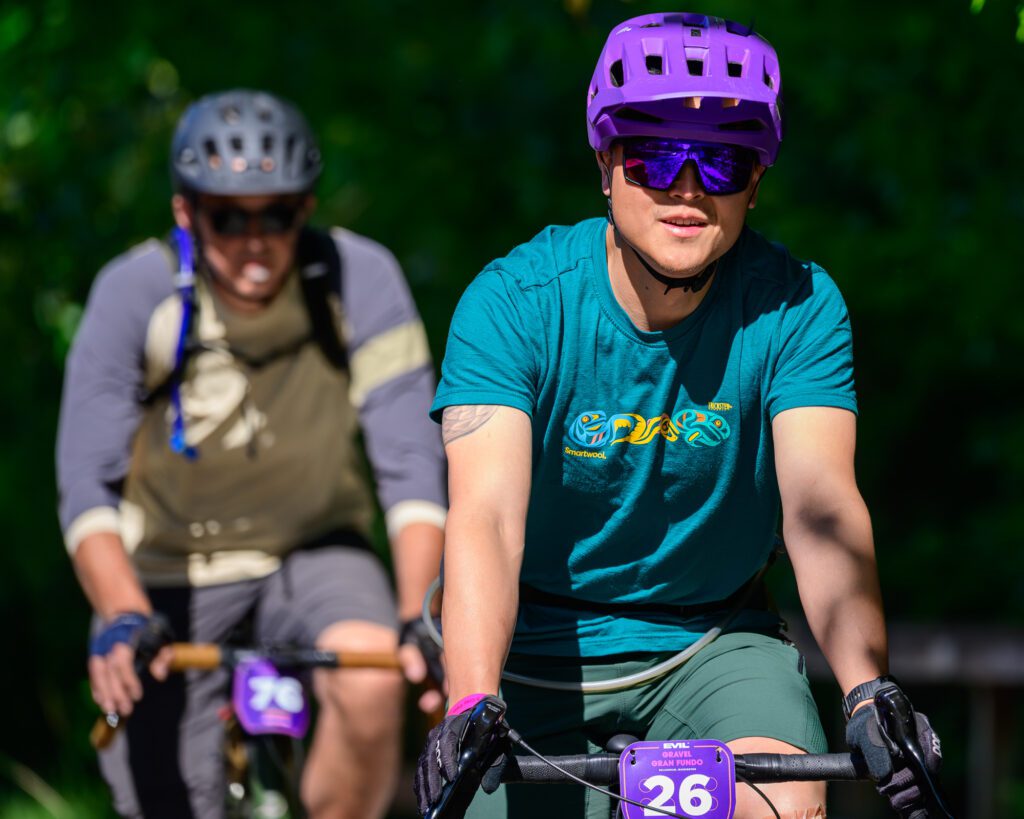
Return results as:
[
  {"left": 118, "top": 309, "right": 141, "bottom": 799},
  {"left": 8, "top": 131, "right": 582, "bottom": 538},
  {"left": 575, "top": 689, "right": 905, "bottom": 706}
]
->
[
  {"left": 414, "top": 694, "right": 509, "bottom": 816},
  {"left": 399, "top": 617, "right": 446, "bottom": 714},
  {"left": 846, "top": 683, "right": 944, "bottom": 817},
  {"left": 88, "top": 613, "right": 174, "bottom": 717}
]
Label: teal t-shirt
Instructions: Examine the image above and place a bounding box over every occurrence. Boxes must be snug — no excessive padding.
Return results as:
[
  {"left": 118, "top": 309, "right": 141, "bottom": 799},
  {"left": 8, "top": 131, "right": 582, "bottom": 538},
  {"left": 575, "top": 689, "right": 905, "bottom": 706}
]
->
[{"left": 432, "top": 218, "right": 857, "bottom": 656}]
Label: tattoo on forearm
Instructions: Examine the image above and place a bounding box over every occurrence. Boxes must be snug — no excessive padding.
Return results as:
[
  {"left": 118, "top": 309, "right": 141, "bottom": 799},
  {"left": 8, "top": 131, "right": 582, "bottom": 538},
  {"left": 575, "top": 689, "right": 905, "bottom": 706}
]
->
[{"left": 442, "top": 405, "right": 499, "bottom": 446}]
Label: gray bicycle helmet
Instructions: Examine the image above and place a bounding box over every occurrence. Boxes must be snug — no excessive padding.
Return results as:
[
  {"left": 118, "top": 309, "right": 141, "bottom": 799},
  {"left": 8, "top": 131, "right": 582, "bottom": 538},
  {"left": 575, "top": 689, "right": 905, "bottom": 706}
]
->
[{"left": 171, "top": 89, "right": 322, "bottom": 196}]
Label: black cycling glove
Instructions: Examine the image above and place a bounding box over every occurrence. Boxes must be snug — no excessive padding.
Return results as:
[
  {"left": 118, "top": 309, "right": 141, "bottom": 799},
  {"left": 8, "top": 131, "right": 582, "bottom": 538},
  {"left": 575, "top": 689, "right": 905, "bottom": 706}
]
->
[
  {"left": 414, "top": 695, "right": 509, "bottom": 816},
  {"left": 846, "top": 683, "right": 943, "bottom": 817},
  {"left": 400, "top": 617, "right": 445, "bottom": 691}
]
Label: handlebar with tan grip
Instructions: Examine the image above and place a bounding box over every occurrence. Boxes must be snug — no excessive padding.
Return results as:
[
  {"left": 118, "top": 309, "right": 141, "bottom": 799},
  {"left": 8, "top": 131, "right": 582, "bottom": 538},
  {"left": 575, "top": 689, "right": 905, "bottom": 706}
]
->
[
  {"left": 89, "top": 643, "right": 402, "bottom": 750},
  {"left": 168, "top": 642, "right": 222, "bottom": 671}
]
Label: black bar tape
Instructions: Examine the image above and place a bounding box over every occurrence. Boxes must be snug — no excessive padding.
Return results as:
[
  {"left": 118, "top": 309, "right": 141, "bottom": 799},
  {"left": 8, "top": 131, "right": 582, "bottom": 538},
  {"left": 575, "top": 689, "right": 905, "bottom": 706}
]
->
[{"left": 734, "top": 753, "right": 866, "bottom": 783}]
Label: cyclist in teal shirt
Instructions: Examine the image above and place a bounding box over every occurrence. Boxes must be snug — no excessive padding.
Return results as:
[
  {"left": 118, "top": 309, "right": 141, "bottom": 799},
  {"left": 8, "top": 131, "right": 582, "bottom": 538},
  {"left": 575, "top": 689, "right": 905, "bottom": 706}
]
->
[
  {"left": 417, "top": 12, "right": 942, "bottom": 819},
  {"left": 434, "top": 221, "right": 855, "bottom": 660}
]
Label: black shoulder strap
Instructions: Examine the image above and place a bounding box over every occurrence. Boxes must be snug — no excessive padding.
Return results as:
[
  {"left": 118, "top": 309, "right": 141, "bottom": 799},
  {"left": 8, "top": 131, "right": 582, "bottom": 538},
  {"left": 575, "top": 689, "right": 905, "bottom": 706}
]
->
[
  {"left": 296, "top": 226, "right": 348, "bottom": 373},
  {"left": 144, "top": 226, "right": 347, "bottom": 406}
]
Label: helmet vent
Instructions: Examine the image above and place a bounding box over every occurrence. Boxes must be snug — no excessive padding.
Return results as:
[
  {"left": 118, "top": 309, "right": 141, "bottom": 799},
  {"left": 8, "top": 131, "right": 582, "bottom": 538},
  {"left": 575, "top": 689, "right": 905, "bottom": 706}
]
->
[
  {"left": 728, "top": 62, "right": 743, "bottom": 78},
  {"left": 686, "top": 58, "right": 704, "bottom": 76},
  {"left": 640, "top": 22, "right": 662, "bottom": 28},
  {"left": 725, "top": 20, "right": 753, "bottom": 37},
  {"left": 718, "top": 119, "right": 764, "bottom": 132},
  {"left": 614, "top": 107, "right": 663, "bottom": 124},
  {"left": 203, "top": 139, "right": 222, "bottom": 170},
  {"left": 645, "top": 55, "right": 663, "bottom": 75},
  {"left": 609, "top": 60, "right": 624, "bottom": 88},
  {"left": 262, "top": 134, "right": 274, "bottom": 153},
  {"left": 222, "top": 105, "right": 241, "bottom": 125},
  {"left": 763, "top": 68, "right": 775, "bottom": 90},
  {"left": 284, "top": 135, "right": 297, "bottom": 167},
  {"left": 683, "top": 96, "right": 703, "bottom": 109},
  {"left": 230, "top": 136, "right": 243, "bottom": 153}
]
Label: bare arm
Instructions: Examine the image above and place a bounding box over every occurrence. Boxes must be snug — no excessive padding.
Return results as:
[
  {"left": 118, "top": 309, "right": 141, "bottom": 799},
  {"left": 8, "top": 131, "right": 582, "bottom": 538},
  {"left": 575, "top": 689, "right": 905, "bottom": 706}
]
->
[
  {"left": 73, "top": 531, "right": 152, "bottom": 621},
  {"left": 392, "top": 522, "right": 445, "bottom": 622},
  {"left": 773, "top": 406, "right": 888, "bottom": 698},
  {"left": 441, "top": 404, "right": 532, "bottom": 704}
]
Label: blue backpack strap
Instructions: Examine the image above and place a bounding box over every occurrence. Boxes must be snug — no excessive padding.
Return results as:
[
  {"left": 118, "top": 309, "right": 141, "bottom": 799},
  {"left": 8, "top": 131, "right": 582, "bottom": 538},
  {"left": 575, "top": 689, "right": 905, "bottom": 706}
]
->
[{"left": 167, "top": 226, "right": 198, "bottom": 459}]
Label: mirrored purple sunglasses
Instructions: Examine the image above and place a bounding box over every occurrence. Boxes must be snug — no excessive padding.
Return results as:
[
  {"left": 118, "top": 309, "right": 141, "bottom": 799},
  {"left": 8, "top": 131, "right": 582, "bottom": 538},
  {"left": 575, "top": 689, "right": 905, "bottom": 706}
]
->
[{"left": 621, "top": 138, "right": 757, "bottom": 195}]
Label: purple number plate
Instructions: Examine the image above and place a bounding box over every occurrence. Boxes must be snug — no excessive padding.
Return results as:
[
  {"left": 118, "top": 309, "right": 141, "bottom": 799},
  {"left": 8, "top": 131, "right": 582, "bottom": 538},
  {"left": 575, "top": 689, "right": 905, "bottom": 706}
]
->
[
  {"left": 619, "top": 739, "right": 735, "bottom": 819},
  {"left": 233, "top": 658, "right": 310, "bottom": 739}
]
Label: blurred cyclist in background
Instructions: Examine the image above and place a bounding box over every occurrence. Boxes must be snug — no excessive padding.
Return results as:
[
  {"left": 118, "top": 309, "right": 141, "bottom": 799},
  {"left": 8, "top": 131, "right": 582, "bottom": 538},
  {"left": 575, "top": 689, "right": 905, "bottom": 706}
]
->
[
  {"left": 57, "top": 89, "right": 445, "bottom": 819},
  {"left": 416, "top": 13, "right": 942, "bottom": 819}
]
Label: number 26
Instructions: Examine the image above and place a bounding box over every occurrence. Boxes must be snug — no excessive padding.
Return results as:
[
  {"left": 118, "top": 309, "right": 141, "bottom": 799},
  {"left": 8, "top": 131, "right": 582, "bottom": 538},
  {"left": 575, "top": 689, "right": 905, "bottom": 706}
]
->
[{"left": 642, "top": 773, "right": 714, "bottom": 817}]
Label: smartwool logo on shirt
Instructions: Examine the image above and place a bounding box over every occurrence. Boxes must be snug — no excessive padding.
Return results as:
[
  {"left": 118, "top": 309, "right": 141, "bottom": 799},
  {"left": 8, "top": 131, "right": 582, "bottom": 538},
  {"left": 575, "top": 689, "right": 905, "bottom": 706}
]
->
[{"left": 566, "top": 408, "right": 730, "bottom": 454}]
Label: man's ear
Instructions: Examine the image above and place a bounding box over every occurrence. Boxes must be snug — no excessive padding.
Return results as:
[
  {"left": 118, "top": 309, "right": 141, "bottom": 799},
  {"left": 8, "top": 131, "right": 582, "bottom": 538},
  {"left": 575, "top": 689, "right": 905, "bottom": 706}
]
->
[
  {"left": 596, "top": 150, "right": 613, "bottom": 196},
  {"left": 171, "top": 194, "right": 195, "bottom": 230},
  {"left": 748, "top": 166, "right": 767, "bottom": 210}
]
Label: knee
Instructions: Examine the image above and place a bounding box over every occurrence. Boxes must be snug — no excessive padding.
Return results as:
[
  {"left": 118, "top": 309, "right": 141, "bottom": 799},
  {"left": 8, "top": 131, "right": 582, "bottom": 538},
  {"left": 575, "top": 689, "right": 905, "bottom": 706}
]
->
[
  {"left": 314, "top": 621, "right": 404, "bottom": 736},
  {"left": 736, "top": 785, "right": 826, "bottom": 819}
]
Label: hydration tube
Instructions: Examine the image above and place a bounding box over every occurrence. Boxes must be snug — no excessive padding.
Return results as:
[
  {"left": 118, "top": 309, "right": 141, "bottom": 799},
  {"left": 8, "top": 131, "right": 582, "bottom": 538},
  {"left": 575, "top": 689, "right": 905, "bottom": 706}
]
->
[{"left": 420, "top": 565, "right": 769, "bottom": 694}]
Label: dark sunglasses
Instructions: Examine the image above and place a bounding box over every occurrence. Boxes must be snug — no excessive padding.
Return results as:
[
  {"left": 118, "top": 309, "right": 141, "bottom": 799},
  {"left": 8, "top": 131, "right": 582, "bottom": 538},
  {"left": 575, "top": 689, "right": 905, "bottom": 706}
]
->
[
  {"left": 621, "top": 138, "right": 757, "bottom": 196},
  {"left": 204, "top": 202, "right": 302, "bottom": 237}
]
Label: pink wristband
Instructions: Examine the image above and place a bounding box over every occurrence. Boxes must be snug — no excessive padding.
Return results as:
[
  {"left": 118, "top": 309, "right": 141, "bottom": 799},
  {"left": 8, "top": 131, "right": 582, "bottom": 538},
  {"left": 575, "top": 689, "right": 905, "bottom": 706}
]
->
[{"left": 448, "top": 693, "right": 489, "bottom": 716}]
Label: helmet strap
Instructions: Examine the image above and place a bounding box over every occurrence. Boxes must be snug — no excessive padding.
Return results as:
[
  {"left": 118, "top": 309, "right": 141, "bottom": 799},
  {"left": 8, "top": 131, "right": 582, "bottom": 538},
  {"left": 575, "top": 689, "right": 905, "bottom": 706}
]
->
[
  {"left": 605, "top": 195, "right": 716, "bottom": 295},
  {"left": 627, "top": 240, "right": 717, "bottom": 294}
]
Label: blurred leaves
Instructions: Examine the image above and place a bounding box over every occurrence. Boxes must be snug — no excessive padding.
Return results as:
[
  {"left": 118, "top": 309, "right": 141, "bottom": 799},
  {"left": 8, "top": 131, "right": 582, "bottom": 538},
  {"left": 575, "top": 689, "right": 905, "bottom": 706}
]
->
[
  {"left": 0, "top": 1, "right": 1020, "bottom": 811},
  {"left": 971, "top": 0, "right": 1024, "bottom": 42}
]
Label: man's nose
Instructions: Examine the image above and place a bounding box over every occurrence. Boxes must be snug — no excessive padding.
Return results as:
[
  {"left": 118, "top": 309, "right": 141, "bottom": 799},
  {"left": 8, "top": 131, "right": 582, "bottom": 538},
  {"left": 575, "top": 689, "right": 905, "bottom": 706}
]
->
[
  {"left": 243, "top": 223, "right": 269, "bottom": 247},
  {"left": 668, "top": 162, "right": 705, "bottom": 199}
]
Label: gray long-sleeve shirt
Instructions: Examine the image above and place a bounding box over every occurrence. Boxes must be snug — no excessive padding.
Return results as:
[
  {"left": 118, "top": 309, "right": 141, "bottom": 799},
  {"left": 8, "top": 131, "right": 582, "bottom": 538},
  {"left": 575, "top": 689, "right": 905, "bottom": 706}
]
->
[{"left": 57, "top": 228, "right": 446, "bottom": 586}]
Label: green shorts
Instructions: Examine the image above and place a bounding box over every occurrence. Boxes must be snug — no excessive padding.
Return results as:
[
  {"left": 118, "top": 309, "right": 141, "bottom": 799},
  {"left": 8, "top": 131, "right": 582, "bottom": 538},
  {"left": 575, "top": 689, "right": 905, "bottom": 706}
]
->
[{"left": 466, "top": 630, "right": 826, "bottom": 819}]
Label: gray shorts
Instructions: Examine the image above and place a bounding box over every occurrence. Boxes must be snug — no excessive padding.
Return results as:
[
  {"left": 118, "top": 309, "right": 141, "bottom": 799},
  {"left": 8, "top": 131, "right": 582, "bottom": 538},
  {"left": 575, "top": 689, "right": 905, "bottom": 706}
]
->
[{"left": 96, "top": 540, "right": 396, "bottom": 819}]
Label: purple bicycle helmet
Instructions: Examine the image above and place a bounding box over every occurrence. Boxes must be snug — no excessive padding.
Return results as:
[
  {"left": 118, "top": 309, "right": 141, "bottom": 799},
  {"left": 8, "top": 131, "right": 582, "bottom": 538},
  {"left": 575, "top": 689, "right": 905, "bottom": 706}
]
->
[
  {"left": 587, "top": 13, "right": 783, "bottom": 166},
  {"left": 171, "top": 89, "right": 322, "bottom": 196}
]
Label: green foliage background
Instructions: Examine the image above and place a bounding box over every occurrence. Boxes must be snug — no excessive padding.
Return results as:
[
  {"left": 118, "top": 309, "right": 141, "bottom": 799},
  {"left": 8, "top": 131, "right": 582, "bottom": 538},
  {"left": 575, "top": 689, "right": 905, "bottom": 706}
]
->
[{"left": 1, "top": 0, "right": 1021, "bottom": 815}]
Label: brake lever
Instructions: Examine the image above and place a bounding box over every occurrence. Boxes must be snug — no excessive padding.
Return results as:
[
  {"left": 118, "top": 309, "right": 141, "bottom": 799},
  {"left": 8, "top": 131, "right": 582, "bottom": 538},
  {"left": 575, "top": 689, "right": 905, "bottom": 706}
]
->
[
  {"left": 874, "top": 687, "right": 955, "bottom": 818},
  {"left": 425, "top": 696, "right": 509, "bottom": 819}
]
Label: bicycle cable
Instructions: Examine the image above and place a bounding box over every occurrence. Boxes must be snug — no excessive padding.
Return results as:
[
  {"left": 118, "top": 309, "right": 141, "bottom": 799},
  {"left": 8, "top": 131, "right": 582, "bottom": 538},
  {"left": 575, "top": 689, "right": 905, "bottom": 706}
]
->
[
  {"left": 507, "top": 729, "right": 688, "bottom": 819},
  {"left": 735, "top": 773, "right": 781, "bottom": 819},
  {"left": 421, "top": 563, "right": 770, "bottom": 693},
  {"left": 509, "top": 729, "right": 783, "bottom": 819}
]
